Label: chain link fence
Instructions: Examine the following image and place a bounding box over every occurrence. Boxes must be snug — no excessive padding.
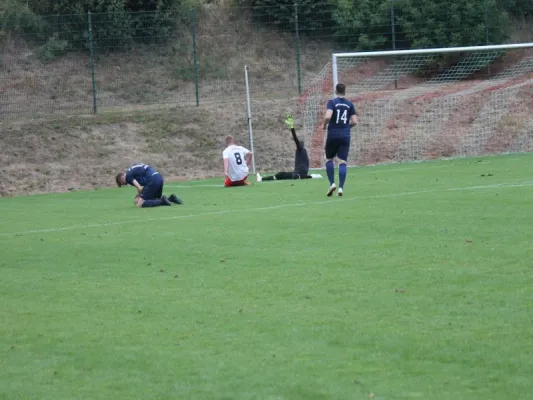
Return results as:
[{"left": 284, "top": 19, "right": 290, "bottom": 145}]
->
[{"left": 0, "top": 1, "right": 524, "bottom": 117}]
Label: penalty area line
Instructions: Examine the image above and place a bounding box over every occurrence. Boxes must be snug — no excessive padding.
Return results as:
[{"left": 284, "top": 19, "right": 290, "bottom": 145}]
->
[
  {"left": 2, "top": 181, "right": 532, "bottom": 237},
  {"left": 0, "top": 202, "right": 307, "bottom": 237},
  {"left": 165, "top": 184, "right": 223, "bottom": 188}
]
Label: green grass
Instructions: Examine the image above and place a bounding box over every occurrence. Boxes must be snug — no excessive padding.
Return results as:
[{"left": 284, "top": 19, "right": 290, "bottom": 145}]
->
[{"left": 1, "top": 154, "right": 533, "bottom": 400}]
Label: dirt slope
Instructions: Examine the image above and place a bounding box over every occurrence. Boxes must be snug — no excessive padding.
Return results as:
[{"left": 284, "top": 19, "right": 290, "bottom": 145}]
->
[{"left": 0, "top": 99, "right": 299, "bottom": 196}]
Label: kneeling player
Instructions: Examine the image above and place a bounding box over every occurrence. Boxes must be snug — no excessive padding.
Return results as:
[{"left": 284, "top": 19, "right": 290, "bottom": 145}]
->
[
  {"left": 115, "top": 163, "right": 183, "bottom": 208},
  {"left": 222, "top": 136, "right": 253, "bottom": 187}
]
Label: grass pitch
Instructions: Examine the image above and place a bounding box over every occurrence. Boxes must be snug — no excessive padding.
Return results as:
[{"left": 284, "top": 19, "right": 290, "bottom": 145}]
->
[{"left": 1, "top": 154, "right": 533, "bottom": 400}]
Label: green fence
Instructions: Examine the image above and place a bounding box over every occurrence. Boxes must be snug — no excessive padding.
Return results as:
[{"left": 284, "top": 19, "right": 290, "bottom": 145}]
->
[{"left": 0, "top": 1, "right": 528, "bottom": 116}]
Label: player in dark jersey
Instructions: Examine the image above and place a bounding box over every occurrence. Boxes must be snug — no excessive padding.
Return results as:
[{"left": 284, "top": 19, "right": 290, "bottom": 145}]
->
[
  {"left": 115, "top": 163, "right": 183, "bottom": 208},
  {"left": 256, "top": 114, "right": 322, "bottom": 182},
  {"left": 322, "top": 83, "right": 358, "bottom": 197}
]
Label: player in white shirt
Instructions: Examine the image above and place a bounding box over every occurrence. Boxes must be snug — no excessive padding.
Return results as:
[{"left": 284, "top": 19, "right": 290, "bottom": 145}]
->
[{"left": 222, "top": 135, "right": 253, "bottom": 187}]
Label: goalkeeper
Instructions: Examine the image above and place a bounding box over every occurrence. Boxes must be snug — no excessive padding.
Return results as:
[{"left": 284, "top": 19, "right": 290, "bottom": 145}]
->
[{"left": 256, "top": 114, "right": 322, "bottom": 182}]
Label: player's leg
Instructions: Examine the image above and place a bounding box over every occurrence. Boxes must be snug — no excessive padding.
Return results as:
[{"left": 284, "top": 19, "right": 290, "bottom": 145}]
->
[
  {"left": 336, "top": 138, "right": 351, "bottom": 196},
  {"left": 294, "top": 168, "right": 314, "bottom": 179},
  {"left": 168, "top": 193, "right": 184, "bottom": 204},
  {"left": 299, "top": 174, "right": 313, "bottom": 179},
  {"left": 277, "top": 171, "right": 295, "bottom": 180},
  {"left": 259, "top": 173, "right": 276, "bottom": 181},
  {"left": 159, "top": 179, "right": 183, "bottom": 204},
  {"left": 226, "top": 177, "right": 249, "bottom": 187},
  {"left": 156, "top": 179, "right": 164, "bottom": 199},
  {"left": 139, "top": 178, "right": 171, "bottom": 207},
  {"left": 324, "top": 139, "right": 338, "bottom": 196}
]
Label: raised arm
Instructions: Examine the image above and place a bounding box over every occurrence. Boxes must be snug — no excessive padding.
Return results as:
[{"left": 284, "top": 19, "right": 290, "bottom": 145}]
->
[
  {"left": 284, "top": 114, "right": 303, "bottom": 151},
  {"left": 291, "top": 128, "right": 303, "bottom": 151}
]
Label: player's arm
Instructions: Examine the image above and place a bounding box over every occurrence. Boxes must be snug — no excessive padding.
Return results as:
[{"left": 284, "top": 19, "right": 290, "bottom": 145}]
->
[
  {"left": 245, "top": 151, "right": 253, "bottom": 168},
  {"left": 350, "top": 104, "right": 358, "bottom": 128},
  {"left": 291, "top": 128, "right": 304, "bottom": 151},
  {"left": 322, "top": 101, "right": 334, "bottom": 130},
  {"left": 284, "top": 114, "right": 303, "bottom": 150},
  {"left": 131, "top": 179, "right": 143, "bottom": 195},
  {"left": 350, "top": 114, "right": 358, "bottom": 128},
  {"left": 223, "top": 157, "right": 230, "bottom": 178},
  {"left": 125, "top": 170, "right": 142, "bottom": 194}
]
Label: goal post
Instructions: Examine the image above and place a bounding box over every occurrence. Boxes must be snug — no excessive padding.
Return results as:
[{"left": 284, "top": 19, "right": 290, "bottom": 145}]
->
[{"left": 299, "top": 42, "right": 533, "bottom": 168}]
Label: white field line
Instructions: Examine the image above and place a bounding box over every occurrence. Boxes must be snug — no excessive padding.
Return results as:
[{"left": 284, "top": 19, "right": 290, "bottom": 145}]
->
[
  {"left": 165, "top": 184, "right": 223, "bottom": 188},
  {"left": 165, "top": 167, "right": 416, "bottom": 188},
  {"left": 2, "top": 181, "right": 532, "bottom": 238}
]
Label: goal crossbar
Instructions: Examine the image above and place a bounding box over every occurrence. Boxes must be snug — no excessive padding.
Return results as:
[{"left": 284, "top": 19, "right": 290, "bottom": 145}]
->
[{"left": 332, "top": 42, "right": 533, "bottom": 89}]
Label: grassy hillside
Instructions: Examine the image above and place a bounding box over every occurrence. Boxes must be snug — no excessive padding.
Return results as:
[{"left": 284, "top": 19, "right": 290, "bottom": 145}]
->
[
  {"left": 0, "top": 1, "right": 331, "bottom": 116},
  {"left": 0, "top": 100, "right": 303, "bottom": 196}
]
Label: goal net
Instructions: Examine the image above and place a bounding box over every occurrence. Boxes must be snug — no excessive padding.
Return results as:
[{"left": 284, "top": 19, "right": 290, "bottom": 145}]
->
[{"left": 298, "top": 43, "right": 533, "bottom": 168}]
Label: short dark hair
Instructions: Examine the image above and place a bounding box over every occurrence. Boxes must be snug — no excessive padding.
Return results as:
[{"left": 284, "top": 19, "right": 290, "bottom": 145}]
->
[
  {"left": 225, "top": 135, "right": 234, "bottom": 146},
  {"left": 115, "top": 173, "right": 124, "bottom": 187},
  {"left": 335, "top": 83, "right": 346, "bottom": 96}
]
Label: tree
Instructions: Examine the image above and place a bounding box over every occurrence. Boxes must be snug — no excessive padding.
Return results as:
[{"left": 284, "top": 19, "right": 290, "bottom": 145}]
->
[
  {"left": 498, "top": 0, "right": 533, "bottom": 19},
  {"left": 397, "top": 0, "right": 509, "bottom": 48},
  {"left": 235, "top": 0, "right": 333, "bottom": 36},
  {"left": 331, "top": 0, "right": 391, "bottom": 50}
]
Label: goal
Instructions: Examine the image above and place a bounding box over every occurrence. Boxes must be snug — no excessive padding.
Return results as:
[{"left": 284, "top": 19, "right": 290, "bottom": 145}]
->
[{"left": 298, "top": 43, "right": 533, "bottom": 168}]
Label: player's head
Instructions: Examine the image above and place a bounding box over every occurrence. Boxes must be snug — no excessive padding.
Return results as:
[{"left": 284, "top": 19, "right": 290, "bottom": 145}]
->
[
  {"left": 225, "top": 135, "right": 235, "bottom": 146},
  {"left": 299, "top": 140, "right": 305, "bottom": 148},
  {"left": 335, "top": 83, "right": 346, "bottom": 96},
  {"left": 115, "top": 172, "right": 126, "bottom": 187}
]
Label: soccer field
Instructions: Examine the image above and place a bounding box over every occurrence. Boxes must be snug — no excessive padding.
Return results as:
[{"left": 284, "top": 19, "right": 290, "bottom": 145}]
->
[{"left": 1, "top": 154, "right": 533, "bottom": 400}]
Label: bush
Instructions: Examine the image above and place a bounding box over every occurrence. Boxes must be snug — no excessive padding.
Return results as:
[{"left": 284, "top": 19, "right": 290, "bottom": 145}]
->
[
  {"left": 397, "top": 0, "right": 510, "bottom": 49},
  {"left": 0, "top": 0, "right": 47, "bottom": 38},
  {"left": 329, "top": 0, "right": 510, "bottom": 51},
  {"left": 499, "top": 0, "right": 533, "bottom": 18},
  {"left": 331, "top": 0, "right": 391, "bottom": 50},
  {"left": 38, "top": 34, "right": 69, "bottom": 61},
  {"left": 234, "top": 0, "right": 333, "bottom": 36},
  {"left": 3, "top": 0, "right": 194, "bottom": 51}
]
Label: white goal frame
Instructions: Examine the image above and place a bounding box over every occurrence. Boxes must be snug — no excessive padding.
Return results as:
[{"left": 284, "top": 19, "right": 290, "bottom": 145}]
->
[
  {"left": 332, "top": 42, "right": 533, "bottom": 92},
  {"left": 299, "top": 42, "right": 533, "bottom": 168}
]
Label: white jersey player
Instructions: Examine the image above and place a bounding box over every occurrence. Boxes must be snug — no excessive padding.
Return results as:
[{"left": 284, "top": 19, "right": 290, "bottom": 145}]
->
[{"left": 222, "top": 135, "right": 253, "bottom": 187}]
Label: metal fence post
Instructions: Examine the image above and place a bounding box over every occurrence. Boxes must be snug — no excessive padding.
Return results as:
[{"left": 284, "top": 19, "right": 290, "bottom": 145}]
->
[
  {"left": 485, "top": 0, "right": 491, "bottom": 77},
  {"left": 191, "top": 8, "right": 199, "bottom": 107},
  {"left": 390, "top": 0, "right": 398, "bottom": 89},
  {"left": 485, "top": 0, "right": 490, "bottom": 45},
  {"left": 294, "top": 0, "right": 302, "bottom": 95},
  {"left": 88, "top": 11, "right": 98, "bottom": 113}
]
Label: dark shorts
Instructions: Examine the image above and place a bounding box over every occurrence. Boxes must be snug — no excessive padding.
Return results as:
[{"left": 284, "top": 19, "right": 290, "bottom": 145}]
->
[
  {"left": 325, "top": 136, "right": 351, "bottom": 161},
  {"left": 140, "top": 173, "right": 163, "bottom": 200}
]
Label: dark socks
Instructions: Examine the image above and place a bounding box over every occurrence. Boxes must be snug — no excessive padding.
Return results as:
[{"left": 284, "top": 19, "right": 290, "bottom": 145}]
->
[
  {"left": 263, "top": 176, "right": 275, "bottom": 181},
  {"left": 339, "top": 163, "right": 347, "bottom": 189},
  {"left": 326, "top": 160, "right": 335, "bottom": 185}
]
